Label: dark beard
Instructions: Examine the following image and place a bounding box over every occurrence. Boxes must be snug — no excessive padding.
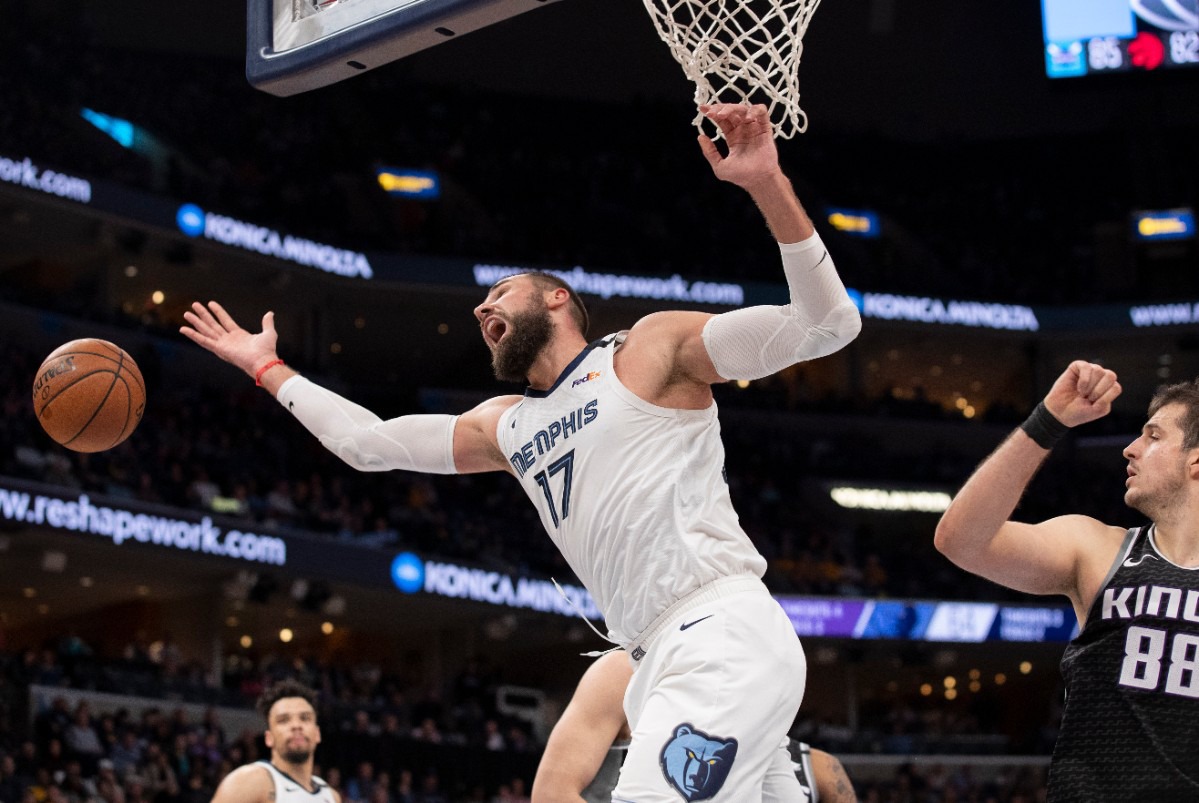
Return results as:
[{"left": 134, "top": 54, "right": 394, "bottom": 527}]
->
[
  {"left": 280, "top": 748, "right": 311, "bottom": 765},
  {"left": 492, "top": 303, "right": 553, "bottom": 382}
]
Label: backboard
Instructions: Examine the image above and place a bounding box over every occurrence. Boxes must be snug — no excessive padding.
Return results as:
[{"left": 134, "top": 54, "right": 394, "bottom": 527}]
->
[{"left": 247, "top": 0, "right": 563, "bottom": 96}]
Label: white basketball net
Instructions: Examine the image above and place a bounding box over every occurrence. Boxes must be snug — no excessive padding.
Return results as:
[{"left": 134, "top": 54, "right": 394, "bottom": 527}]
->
[{"left": 640, "top": 0, "right": 824, "bottom": 139}]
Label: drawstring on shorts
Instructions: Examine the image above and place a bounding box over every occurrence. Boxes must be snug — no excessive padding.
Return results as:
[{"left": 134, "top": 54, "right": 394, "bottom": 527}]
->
[{"left": 552, "top": 577, "right": 621, "bottom": 658}]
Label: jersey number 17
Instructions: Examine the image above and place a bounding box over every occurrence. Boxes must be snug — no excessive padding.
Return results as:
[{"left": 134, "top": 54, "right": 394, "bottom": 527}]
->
[{"left": 534, "top": 449, "right": 575, "bottom": 528}]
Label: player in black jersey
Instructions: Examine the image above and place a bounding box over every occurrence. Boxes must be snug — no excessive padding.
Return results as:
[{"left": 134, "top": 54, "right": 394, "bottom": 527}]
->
[
  {"left": 936, "top": 361, "right": 1199, "bottom": 802},
  {"left": 532, "top": 651, "right": 858, "bottom": 803}
]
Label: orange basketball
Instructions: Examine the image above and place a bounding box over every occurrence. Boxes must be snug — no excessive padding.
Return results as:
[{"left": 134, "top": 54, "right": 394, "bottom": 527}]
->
[{"left": 32, "top": 339, "right": 146, "bottom": 453}]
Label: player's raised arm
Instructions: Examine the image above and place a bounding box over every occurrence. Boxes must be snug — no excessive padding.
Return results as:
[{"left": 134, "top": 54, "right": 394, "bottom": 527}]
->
[
  {"left": 935, "top": 361, "right": 1124, "bottom": 606},
  {"left": 620, "top": 104, "right": 860, "bottom": 398},
  {"left": 181, "top": 301, "right": 514, "bottom": 476},
  {"left": 697, "top": 102, "right": 812, "bottom": 244}
]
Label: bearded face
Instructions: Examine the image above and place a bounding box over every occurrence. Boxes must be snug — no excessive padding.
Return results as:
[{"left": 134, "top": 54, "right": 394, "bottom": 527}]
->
[
  {"left": 490, "top": 294, "right": 554, "bottom": 382},
  {"left": 280, "top": 746, "right": 313, "bottom": 765},
  {"left": 265, "top": 697, "right": 320, "bottom": 769}
]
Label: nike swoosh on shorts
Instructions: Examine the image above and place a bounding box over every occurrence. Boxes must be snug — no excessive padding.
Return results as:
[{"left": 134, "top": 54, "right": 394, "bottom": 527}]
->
[{"left": 680, "top": 614, "right": 714, "bottom": 631}]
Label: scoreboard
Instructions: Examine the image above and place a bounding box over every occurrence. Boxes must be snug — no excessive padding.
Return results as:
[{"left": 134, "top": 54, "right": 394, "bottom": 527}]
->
[{"left": 1042, "top": 0, "right": 1199, "bottom": 78}]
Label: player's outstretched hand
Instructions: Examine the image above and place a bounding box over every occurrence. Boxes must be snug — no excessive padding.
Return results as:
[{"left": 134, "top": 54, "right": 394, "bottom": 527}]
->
[
  {"left": 1044, "top": 360, "right": 1122, "bottom": 428},
  {"left": 180, "top": 301, "right": 279, "bottom": 379},
  {"left": 697, "top": 103, "right": 780, "bottom": 191}
]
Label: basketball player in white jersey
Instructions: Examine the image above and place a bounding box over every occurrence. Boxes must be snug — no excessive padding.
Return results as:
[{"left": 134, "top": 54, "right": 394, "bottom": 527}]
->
[
  {"left": 182, "top": 102, "right": 861, "bottom": 801},
  {"left": 211, "top": 680, "right": 339, "bottom": 803},
  {"left": 533, "top": 650, "right": 858, "bottom": 802}
]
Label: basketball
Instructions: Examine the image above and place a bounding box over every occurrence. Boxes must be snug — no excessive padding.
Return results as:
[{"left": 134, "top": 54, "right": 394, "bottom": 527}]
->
[{"left": 32, "top": 339, "right": 146, "bottom": 453}]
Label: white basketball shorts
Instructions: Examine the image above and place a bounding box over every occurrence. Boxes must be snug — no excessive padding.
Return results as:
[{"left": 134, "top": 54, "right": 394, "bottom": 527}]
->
[{"left": 613, "top": 578, "right": 807, "bottom": 802}]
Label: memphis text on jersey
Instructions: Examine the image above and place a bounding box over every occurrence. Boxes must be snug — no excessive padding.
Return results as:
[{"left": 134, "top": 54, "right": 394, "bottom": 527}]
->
[{"left": 508, "top": 399, "right": 598, "bottom": 479}]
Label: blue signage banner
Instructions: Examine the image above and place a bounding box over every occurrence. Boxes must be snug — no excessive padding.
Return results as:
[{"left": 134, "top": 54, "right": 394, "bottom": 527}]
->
[
  {"left": 776, "top": 595, "right": 1078, "bottom": 643},
  {"left": 4, "top": 472, "right": 1078, "bottom": 641},
  {"left": 4, "top": 154, "right": 1199, "bottom": 333}
]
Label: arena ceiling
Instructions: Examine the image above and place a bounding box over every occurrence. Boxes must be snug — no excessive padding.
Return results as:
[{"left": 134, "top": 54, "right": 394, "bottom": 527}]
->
[{"left": 21, "top": 0, "right": 1199, "bottom": 141}]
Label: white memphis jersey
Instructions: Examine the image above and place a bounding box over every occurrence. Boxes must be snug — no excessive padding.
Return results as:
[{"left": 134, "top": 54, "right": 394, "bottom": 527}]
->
[
  {"left": 257, "top": 761, "right": 337, "bottom": 803},
  {"left": 496, "top": 333, "right": 766, "bottom": 643}
]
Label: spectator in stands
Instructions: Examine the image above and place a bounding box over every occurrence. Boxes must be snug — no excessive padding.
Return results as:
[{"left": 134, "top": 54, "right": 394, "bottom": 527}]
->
[
  {"left": 27, "top": 768, "right": 55, "bottom": 803},
  {"left": 415, "top": 772, "right": 447, "bottom": 803},
  {"left": 321, "top": 766, "right": 345, "bottom": 801},
  {"left": 94, "top": 765, "right": 125, "bottom": 803},
  {"left": 34, "top": 698, "right": 70, "bottom": 749},
  {"left": 410, "top": 720, "right": 442, "bottom": 746},
  {"left": 504, "top": 727, "right": 532, "bottom": 756},
  {"left": 108, "top": 731, "right": 143, "bottom": 778},
  {"left": 94, "top": 716, "right": 119, "bottom": 758},
  {"left": 138, "top": 743, "right": 179, "bottom": 800},
  {"left": 345, "top": 762, "right": 376, "bottom": 803},
  {"left": 393, "top": 770, "right": 415, "bottom": 803},
  {"left": 161, "top": 734, "right": 188, "bottom": 782},
  {"left": 482, "top": 721, "right": 505, "bottom": 752},
  {"left": 13, "top": 741, "right": 38, "bottom": 786},
  {"left": 43, "top": 739, "right": 67, "bottom": 779},
  {"left": 180, "top": 770, "right": 213, "bottom": 803},
  {"left": 0, "top": 753, "right": 25, "bottom": 802},
  {"left": 506, "top": 779, "right": 530, "bottom": 803},
  {"left": 123, "top": 773, "right": 150, "bottom": 803},
  {"left": 58, "top": 759, "right": 94, "bottom": 800}
]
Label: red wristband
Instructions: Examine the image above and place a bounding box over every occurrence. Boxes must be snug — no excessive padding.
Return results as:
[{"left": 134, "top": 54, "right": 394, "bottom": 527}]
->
[{"left": 254, "top": 359, "right": 285, "bottom": 387}]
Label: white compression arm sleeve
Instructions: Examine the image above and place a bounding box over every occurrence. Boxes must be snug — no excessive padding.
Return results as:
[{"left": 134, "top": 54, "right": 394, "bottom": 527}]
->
[
  {"left": 276, "top": 376, "right": 458, "bottom": 474},
  {"left": 701, "top": 232, "right": 861, "bottom": 381}
]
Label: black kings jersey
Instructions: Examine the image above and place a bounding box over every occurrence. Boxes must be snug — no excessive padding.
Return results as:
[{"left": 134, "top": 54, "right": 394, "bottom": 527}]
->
[{"left": 1050, "top": 525, "right": 1199, "bottom": 801}]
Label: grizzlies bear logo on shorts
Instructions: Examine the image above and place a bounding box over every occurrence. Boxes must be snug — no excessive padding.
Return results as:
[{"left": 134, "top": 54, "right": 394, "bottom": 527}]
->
[{"left": 659, "top": 723, "right": 738, "bottom": 801}]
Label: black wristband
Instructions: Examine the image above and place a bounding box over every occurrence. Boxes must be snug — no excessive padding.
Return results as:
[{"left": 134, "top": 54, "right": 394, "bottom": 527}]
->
[{"left": 1020, "top": 401, "right": 1070, "bottom": 450}]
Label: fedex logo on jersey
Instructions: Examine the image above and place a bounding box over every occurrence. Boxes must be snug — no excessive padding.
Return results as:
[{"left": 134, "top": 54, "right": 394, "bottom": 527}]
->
[
  {"left": 571, "top": 371, "right": 601, "bottom": 388},
  {"left": 509, "top": 400, "right": 598, "bottom": 479}
]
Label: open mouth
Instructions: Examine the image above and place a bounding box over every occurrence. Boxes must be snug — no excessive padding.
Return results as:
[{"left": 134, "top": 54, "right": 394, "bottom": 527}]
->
[{"left": 483, "top": 316, "right": 507, "bottom": 346}]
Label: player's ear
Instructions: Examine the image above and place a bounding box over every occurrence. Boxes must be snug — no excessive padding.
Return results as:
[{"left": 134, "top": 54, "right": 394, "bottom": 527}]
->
[
  {"left": 546, "top": 287, "right": 572, "bottom": 313},
  {"left": 264, "top": 729, "right": 274, "bottom": 749}
]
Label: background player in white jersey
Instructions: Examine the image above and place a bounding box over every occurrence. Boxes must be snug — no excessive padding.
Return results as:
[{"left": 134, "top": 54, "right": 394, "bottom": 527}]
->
[
  {"left": 212, "top": 680, "right": 339, "bottom": 803},
  {"left": 936, "top": 362, "right": 1199, "bottom": 800},
  {"left": 181, "top": 102, "right": 861, "bottom": 801},
  {"left": 532, "top": 650, "right": 858, "bottom": 803}
]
